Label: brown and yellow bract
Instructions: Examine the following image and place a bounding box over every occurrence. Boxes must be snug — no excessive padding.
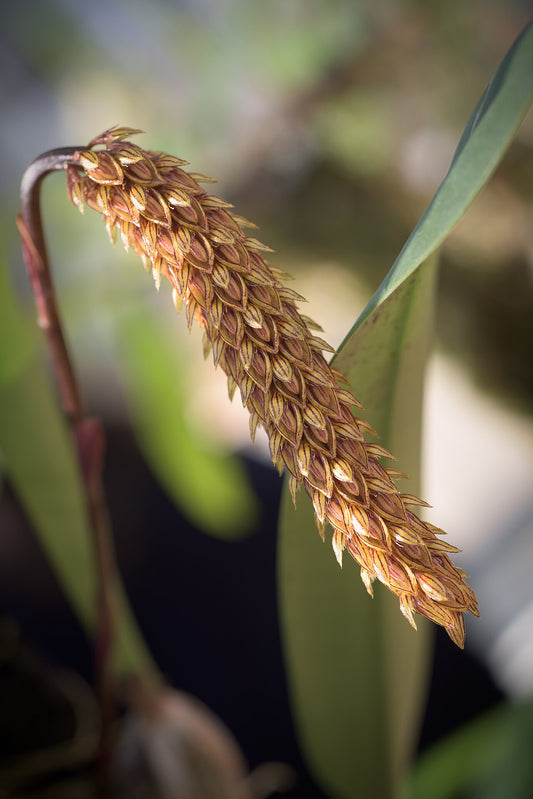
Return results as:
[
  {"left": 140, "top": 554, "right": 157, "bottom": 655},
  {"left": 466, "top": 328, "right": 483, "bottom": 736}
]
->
[{"left": 66, "top": 126, "right": 479, "bottom": 647}]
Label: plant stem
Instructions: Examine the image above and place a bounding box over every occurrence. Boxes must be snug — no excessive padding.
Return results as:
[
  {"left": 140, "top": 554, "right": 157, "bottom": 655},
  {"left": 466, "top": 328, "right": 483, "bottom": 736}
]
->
[
  {"left": 19, "top": 149, "right": 84, "bottom": 422},
  {"left": 18, "top": 148, "right": 118, "bottom": 789}
]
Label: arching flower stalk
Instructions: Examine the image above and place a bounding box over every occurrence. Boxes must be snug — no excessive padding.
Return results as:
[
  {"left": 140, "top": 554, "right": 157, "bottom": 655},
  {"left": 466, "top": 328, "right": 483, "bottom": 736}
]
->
[{"left": 66, "top": 126, "right": 478, "bottom": 647}]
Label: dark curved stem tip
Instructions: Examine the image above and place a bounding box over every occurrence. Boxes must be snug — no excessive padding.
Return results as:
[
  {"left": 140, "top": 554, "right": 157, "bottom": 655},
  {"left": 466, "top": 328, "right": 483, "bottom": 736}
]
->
[{"left": 19, "top": 147, "right": 84, "bottom": 421}]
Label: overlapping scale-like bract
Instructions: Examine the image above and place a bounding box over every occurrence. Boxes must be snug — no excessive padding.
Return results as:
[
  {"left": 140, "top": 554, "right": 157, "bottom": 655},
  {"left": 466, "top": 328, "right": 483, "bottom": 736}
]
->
[{"left": 66, "top": 126, "right": 479, "bottom": 647}]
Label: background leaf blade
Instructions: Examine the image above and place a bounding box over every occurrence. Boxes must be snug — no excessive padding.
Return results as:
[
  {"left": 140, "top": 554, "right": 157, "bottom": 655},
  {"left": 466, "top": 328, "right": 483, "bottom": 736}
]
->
[
  {"left": 0, "top": 256, "right": 156, "bottom": 679},
  {"left": 279, "top": 261, "right": 437, "bottom": 798},
  {"left": 112, "top": 309, "right": 259, "bottom": 539}
]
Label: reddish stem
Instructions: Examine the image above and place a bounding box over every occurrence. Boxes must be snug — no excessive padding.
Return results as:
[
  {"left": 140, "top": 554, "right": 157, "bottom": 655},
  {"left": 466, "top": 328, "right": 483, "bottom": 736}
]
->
[{"left": 18, "top": 147, "right": 117, "bottom": 790}]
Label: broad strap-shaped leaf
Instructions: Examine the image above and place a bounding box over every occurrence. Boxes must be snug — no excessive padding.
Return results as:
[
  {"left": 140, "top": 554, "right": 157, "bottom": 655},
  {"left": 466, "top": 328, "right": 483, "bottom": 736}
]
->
[
  {"left": 280, "top": 262, "right": 436, "bottom": 799},
  {"left": 279, "top": 20, "right": 533, "bottom": 799}
]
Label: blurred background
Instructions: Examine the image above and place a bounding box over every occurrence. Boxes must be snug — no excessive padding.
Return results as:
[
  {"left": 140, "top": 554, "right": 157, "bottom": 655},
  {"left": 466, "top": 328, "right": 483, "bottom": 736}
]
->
[{"left": 1, "top": 1, "right": 533, "bottom": 796}]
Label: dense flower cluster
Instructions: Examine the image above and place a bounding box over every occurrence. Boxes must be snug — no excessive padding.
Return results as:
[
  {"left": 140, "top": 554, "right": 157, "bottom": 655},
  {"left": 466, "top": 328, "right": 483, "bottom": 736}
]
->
[{"left": 66, "top": 126, "right": 478, "bottom": 647}]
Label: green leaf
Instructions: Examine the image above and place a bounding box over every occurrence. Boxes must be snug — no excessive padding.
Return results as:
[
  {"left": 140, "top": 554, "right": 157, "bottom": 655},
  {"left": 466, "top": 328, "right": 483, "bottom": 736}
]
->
[
  {"left": 403, "top": 698, "right": 533, "bottom": 799},
  {"left": 279, "top": 260, "right": 436, "bottom": 799},
  {"left": 0, "top": 254, "right": 156, "bottom": 679},
  {"left": 345, "top": 18, "right": 533, "bottom": 335},
  {"left": 0, "top": 252, "right": 33, "bottom": 387},
  {"left": 112, "top": 309, "right": 258, "bottom": 539},
  {"left": 279, "top": 20, "right": 533, "bottom": 799}
]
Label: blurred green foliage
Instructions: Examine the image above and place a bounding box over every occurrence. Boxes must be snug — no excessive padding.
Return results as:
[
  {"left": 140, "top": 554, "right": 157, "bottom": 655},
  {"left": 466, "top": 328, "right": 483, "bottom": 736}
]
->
[{"left": 404, "top": 697, "right": 533, "bottom": 799}]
